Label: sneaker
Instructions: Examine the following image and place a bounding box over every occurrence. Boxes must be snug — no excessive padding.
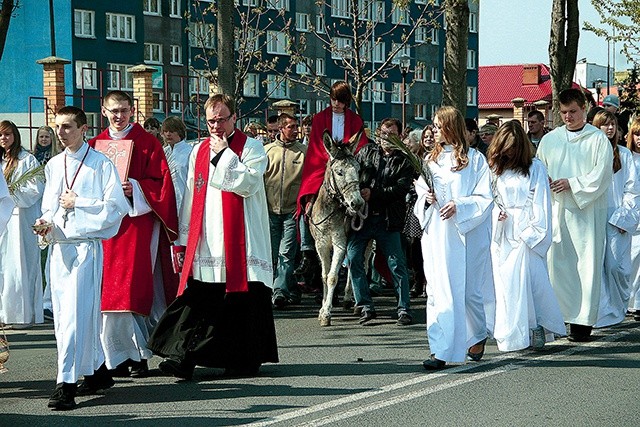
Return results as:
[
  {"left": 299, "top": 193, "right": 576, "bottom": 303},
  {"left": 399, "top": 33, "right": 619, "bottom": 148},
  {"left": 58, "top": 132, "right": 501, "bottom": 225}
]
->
[
  {"left": 359, "top": 310, "right": 377, "bottom": 325},
  {"left": 43, "top": 309, "right": 54, "bottom": 322},
  {"left": 531, "top": 325, "right": 545, "bottom": 350},
  {"left": 396, "top": 312, "right": 413, "bottom": 326},
  {"left": 48, "top": 383, "right": 77, "bottom": 411},
  {"left": 158, "top": 358, "right": 194, "bottom": 380}
]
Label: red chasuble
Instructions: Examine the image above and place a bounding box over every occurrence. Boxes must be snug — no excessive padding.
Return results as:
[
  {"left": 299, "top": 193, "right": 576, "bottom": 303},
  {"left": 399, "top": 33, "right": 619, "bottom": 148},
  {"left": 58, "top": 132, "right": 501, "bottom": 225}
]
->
[
  {"left": 178, "top": 131, "right": 249, "bottom": 296},
  {"left": 296, "top": 107, "right": 368, "bottom": 215},
  {"left": 89, "top": 123, "right": 179, "bottom": 315}
]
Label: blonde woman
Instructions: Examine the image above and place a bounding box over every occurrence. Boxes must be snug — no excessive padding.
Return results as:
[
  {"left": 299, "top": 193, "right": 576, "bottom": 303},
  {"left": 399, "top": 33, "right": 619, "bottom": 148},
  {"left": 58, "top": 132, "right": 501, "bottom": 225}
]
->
[
  {"left": 414, "top": 106, "right": 494, "bottom": 369},
  {"left": 33, "top": 125, "right": 59, "bottom": 164}
]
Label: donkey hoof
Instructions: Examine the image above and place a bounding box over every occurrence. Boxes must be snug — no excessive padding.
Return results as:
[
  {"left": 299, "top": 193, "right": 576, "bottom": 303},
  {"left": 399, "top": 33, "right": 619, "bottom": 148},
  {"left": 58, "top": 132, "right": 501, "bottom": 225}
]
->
[{"left": 319, "top": 317, "right": 331, "bottom": 327}]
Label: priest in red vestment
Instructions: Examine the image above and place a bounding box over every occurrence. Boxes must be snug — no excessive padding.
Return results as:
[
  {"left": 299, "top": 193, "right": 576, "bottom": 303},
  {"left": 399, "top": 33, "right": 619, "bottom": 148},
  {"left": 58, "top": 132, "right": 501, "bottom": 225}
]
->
[{"left": 78, "top": 91, "right": 178, "bottom": 393}]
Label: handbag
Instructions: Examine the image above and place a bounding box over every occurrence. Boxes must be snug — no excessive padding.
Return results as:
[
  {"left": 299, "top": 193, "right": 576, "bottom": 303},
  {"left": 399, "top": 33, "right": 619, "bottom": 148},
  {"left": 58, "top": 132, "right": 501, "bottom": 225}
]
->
[{"left": 0, "top": 325, "right": 9, "bottom": 373}]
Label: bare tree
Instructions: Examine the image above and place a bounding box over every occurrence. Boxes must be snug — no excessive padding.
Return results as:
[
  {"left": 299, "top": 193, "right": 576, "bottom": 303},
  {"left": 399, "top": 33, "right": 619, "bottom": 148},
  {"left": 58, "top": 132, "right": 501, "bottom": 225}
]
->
[
  {"left": 585, "top": 0, "right": 640, "bottom": 67},
  {"left": 0, "top": 0, "right": 17, "bottom": 61},
  {"left": 548, "top": 0, "right": 580, "bottom": 126},
  {"left": 442, "top": 0, "right": 469, "bottom": 115}
]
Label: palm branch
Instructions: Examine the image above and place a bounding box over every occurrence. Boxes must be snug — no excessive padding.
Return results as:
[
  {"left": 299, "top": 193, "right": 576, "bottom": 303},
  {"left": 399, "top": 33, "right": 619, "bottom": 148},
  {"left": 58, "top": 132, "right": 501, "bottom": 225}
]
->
[{"left": 7, "top": 164, "right": 45, "bottom": 194}]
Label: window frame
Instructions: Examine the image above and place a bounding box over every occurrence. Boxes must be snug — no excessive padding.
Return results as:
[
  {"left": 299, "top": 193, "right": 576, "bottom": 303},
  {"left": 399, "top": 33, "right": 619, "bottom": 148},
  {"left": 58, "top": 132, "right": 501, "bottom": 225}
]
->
[
  {"left": 74, "top": 9, "right": 95, "bottom": 38},
  {"left": 106, "top": 13, "right": 136, "bottom": 43}
]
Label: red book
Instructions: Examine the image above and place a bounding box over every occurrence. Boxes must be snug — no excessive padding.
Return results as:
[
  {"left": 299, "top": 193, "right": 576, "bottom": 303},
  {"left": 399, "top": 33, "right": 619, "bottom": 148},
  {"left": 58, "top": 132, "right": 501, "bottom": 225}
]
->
[
  {"left": 93, "top": 139, "right": 134, "bottom": 182},
  {"left": 171, "top": 245, "right": 186, "bottom": 274}
]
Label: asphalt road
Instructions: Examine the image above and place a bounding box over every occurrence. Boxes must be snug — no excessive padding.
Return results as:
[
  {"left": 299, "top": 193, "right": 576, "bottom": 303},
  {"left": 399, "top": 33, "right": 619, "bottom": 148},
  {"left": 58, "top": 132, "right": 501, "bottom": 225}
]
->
[{"left": 2, "top": 291, "right": 639, "bottom": 426}]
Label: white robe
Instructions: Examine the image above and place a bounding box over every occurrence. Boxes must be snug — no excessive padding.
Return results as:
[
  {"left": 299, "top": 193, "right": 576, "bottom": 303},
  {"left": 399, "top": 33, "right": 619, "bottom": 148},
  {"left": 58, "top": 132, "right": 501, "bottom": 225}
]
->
[
  {"left": 629, "top": 152, "right": 640, "bottom": 312},
  {"left": 41, "top": 143, "right": 128, "bottom": 384},
  {"left": 179, "top": 135, "right": 273, "bottom": 288},
  {"left": 490, "top": 159, "right": 566, "bottom": 351},
  {"left": 0, "top": 173, "right": 14, "bottom": 234},
  {"left": 164, "top": 140, "right": 192, "bottom": 216},
  {"left": 414, "top": 146, "right": 494, "bottom": 363},
  {"left": 536, "top": 124, "right": 613, "bottom": 325},
  {"left": 0, "top": 150, "right": 44, "bottom": 325},
  {"left": 596, "top": 147, "right": 640, "bottom": 327}
]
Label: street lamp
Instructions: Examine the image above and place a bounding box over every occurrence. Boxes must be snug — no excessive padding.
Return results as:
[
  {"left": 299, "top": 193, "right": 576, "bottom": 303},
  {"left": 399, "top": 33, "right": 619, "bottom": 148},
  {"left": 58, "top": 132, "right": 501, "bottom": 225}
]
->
[
  {"left": 399, "top": 53, "right": 411, "bottom": 131},
  {"left": 595, "top": 78, "right": 604, "bottom": 105}
]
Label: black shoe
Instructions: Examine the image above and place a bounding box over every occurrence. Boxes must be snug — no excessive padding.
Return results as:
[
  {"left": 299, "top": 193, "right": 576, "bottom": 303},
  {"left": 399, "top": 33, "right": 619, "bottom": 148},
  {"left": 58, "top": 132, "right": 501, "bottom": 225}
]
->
[
  {"left": 110, "top": 360, "right": 131, "bottom": 377},
  {"left": 130, "top": 359, "right": 149, "bottom": 378},
  {"left": 423, "top": 355, "right": 446, "bottom": 370},
  {"left": 568, "top": 324, "right": 593, "bottom": 342},
  {"left": 76, "top": 365, "right": 115, "bottom": 396},
  {"left": 467, "top": 337, "right": 488, "bottom": 362},
  {"left": 294, "top": 252, "right": 315, "bottom": 275},
  {"left": 158, "top": 358, "right": 194, "bottom": 380},
  {"left": 48, "top": 383, "right": 77, "bottom": 410},
  {"left": 273, "top": 294, "right": 288, "bottom": 310},
  {"left": 396, "top": 312, "right": 413, "bottom": 326},
  {"left": 43, "top": 309, "right": 54, "bottom": 322},
  {"left": 359, "top": 310, "right": 377, "bottom": 325}
]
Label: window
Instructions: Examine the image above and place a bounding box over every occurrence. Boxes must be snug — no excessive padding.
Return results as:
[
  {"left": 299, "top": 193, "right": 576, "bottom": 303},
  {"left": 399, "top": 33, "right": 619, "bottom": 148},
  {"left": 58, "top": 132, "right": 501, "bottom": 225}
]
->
[
  {"left": 357, "top": 0, "right": 371, "bottom": 21},
  {"left": 316, "top": 100, "right": 327, "bottom": 113},
  {"left": 431, "top": 28, "right": 439, "bottom": 45},
  {"left": 85, "top": 113, "right": 98, "bottom": 138},
  {"left": 391, "top": 83, "right": 409, "bottom": 104},
  {"left": 296, "top": 58, "right": 312, "bottom": 75},
  {"left": 373, "top": 41, "right": 385, "bottom": 63},
  {"left": 372, "top": 81, "right": 384, "bottom": 103},
  {"left": 267, "top": 31, "right": 289, "bottom": 55},
  {"left": 372, "top": 1, "right": 385, "bottom": 23},
  {"left": 431, "top": 104, "right": 438, "bottom": 119},
  {"left": 170, "top": 0, "right": 181, "bottom": 17},
  {"left": 391, "top": 6, "right": 408, "bottom": 25},
  {"left": 235, "top": 28, "right": 259, "bottom": 51},
  {"left": 467, "top": 49, "right": 476, "bottom": 70},
  {"left": 415, "top": 61, "right": 426, "bottom": 81},
  {"left": 296, "top": 13, "right": 310, "bottom": 32},
  {"left": 467, "top": 86, "right": 477, "bottom": 106},
  {"left": 74, "top": 9, "right": 95, "bottom": 38},
  {"left": 108, "top": 63, "right": 134, "bottom": 90},
  {"left": 316, "top": 15, "right": 325, "bottom": 33},
  {"left": 361, "top": 83, "right": 371, "bottom": 102},
  {"left": 170, "top": 93, "right": 182, "bottom": 112},
  {"left": 266, "top": 75, "right": 289, "bottom": 99},
  {"left": 299, "top": 99, "right": 311, "bottom": 115},
  {"left": 106, "top": 13, "right": 135, "bottom": 42},
  {"left": 415, "top": 104, "right": 427, "bottom": 120},
  {"left": 153, "top": 92, "right": 164, "bottom": 112},
  {"left": 316, "top": 58, "right": 325, "bottom": 75},
  {"left": 469, "top": 12, "right": 478, "bottom": 33},
  {"left": 431, "top": 66, "right": 439, "bottom": 83},
  {"left": 143, "top": 0, "right": 161, "bottom": 15},
  {"left": 170, "top": 45, "right": 182, "bottom": 65},
  {"left": 75, "top": 60, "right": 97, "bottom": 90},
  {"left": 244, "top": 73, "right": 260, "bottom": 97},
  {"left": 189, "top": 22, "right": 214, "bottom": 49},
  {"left": 242, "top": 0, "right": 259, "bottom": 5},
  {"left": 144, "top": 43, "right": 162, "bottom": 64},
  {"left": 267, "top": 0, "right": 290, "bottom": 10},
  {"left": 415, "top": 26, "right": 428, "bottom": 43},
  {"left": 331, "top": 0, "right": 349, "bottom": 18},
  {"left": 391, "top": 44, "right": 410, "bottom": 65},
  {"left": 331, "top": 37, "right": 350, "bottom": 60},
  {"left": 190, "top": 74, "right": 210, "bottom": 94}
]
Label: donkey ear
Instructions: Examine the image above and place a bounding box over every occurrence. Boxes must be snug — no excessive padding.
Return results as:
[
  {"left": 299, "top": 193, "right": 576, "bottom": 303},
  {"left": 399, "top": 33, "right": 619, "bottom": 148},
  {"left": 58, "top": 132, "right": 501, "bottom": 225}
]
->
[
  {"left": 322, "top": 130, "right": 336, "bottom": 158},
  {"left": 346, "top": 128, "right": 363, "bottom": 154}
]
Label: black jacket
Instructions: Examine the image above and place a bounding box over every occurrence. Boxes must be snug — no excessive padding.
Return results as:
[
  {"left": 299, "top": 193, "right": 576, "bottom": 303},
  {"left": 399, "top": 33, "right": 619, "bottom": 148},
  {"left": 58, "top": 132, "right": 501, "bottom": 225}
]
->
[{"left": 356, "top": 142, "right": 416, "bottom": 232}]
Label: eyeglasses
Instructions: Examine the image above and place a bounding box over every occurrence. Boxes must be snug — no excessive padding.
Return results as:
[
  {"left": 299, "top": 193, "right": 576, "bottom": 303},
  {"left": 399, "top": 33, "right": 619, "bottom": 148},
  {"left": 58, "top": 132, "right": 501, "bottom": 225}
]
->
[
  {"left": 206, "top": 114, "right": 233, "bottom": 127},
  {"left": 104, "top": 107, "right": 131, "bottom": 116}
]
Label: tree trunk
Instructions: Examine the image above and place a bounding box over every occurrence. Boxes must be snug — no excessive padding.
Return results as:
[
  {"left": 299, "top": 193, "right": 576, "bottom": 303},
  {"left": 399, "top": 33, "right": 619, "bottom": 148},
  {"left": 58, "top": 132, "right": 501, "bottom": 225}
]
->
[
  {"left": 0, "top": 0, "right": 15, "bottom": 61},
  {"left": 216, "top": 0, "right": 235, "bottom": 97},
  {"left": 442, "top": 0, "right": 469, "bottom": 116},
  {"left": 548, "top": 0, "right": 580, "bottom": 126}
]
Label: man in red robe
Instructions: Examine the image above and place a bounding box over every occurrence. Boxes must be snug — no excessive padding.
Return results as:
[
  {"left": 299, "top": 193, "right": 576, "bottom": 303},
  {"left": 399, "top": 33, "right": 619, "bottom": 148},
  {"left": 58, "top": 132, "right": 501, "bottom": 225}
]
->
[
  {"left": 295, "top": 81, "right": 368, "bottom": 274},
  {"left": 79, "top": 91, "right": 178, "bottom": 393}
]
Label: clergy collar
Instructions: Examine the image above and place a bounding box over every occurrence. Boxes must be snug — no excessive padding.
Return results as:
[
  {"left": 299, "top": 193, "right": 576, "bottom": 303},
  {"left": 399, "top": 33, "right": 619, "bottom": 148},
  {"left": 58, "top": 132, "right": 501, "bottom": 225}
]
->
[
  {"left": 65, "top": 141, "right": 89, "bottom": 159},
  {"left": 108, "top": 123, "right": 133, "bottom": 140}
]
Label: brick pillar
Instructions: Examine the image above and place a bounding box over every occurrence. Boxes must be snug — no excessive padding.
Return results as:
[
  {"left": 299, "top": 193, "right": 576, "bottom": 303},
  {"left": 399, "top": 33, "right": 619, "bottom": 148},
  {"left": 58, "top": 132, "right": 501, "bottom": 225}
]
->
[
  {"left": 511, "top": 98, "right": 526, "bottom": 124},
  {"left": 36, "top": 56, "right": 71, "bottom": 127},
  {"left": 128, "top": 64, "right": 157, "bottom": 123}
]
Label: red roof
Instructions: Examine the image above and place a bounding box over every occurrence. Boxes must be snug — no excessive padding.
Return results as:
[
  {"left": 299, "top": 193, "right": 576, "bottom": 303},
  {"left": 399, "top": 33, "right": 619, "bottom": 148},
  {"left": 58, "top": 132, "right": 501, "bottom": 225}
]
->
[{"left": 479, "top": 64, "right": 553, "bottom": 109}]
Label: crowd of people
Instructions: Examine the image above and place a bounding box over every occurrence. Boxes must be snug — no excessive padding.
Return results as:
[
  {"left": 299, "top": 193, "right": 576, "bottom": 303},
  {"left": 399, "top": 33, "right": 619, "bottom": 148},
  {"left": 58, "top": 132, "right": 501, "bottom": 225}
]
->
[{"left": 1, "top": 83, "right": 640, "bottom": 410}]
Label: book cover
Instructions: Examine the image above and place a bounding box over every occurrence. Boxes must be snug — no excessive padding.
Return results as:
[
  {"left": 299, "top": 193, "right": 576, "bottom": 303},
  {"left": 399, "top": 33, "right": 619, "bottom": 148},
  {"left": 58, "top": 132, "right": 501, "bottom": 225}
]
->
[{"left": 94, "top": 139, "right": 134, "bottom": 182}]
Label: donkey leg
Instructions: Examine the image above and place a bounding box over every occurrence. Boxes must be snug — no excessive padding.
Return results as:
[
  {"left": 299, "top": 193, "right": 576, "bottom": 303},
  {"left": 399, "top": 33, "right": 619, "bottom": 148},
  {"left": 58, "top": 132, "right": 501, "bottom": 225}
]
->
[
  {"left": 315, "top": 242, "right": 333, "bottom": 325},
  {"left": 320, "top": 245, "right": 346, "bottom": 326}
]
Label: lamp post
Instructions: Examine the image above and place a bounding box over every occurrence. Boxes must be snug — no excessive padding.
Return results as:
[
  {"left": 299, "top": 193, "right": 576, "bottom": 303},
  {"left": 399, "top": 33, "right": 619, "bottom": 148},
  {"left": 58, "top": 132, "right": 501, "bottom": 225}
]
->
[
  {"left": 399, "top": 53, "right": 411, "bottom": 131},
  {"left": 595, "top": 79, "right": 604, "bottom": 105}
]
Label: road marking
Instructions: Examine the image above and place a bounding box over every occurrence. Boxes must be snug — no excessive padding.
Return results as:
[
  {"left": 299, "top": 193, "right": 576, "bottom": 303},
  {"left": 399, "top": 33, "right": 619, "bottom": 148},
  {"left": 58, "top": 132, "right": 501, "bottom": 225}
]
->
[{"left": 248, "top": 327, "right": 634, "bottom": 426}]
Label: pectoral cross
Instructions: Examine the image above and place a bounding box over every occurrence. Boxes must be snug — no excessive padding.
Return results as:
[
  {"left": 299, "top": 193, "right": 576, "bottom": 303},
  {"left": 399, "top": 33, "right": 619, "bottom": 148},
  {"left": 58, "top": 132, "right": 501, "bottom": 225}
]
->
[{"left": 62, "top": 208, "right": 72, "bottom": 228}]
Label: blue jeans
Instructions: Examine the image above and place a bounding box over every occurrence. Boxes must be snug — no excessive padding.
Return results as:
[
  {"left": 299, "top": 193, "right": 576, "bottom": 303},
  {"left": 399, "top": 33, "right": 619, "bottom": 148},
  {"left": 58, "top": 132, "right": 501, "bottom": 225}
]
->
[
  {"left": 299, "top": 216, "right": 315, "bottom": 252},
  {"left": 346, "top": 215, "right": 411, "bottom": 314},
  {"left": 269, "top": 212, "right": 300, "bottom": 301}
]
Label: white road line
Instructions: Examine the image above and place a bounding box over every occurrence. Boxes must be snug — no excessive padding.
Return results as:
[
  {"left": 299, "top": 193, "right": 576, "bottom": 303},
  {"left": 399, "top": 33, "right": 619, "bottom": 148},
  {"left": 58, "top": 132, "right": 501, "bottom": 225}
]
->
[{"left": 248, "top": 328, "right": 634, "bottom": 427}]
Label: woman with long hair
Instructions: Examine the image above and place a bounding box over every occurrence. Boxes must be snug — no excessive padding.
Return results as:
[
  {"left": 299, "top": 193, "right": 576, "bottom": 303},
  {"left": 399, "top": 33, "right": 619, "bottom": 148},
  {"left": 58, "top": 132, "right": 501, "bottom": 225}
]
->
[
  {"left": 414, "top": 106, "right": 494, "bottom": 369},
  {"left": 0, "top": 120, "right": 44, "bottom": 328},
  {"left": 627, "top": 117, "right": 640, "bottom": 321},
  {"left": 592, "top": 111, "right": 640, "bottom": 328},
  {"left": 33, "top": 125, "right": 59, "bottom": 164},
  {"left": 487, "top": 121, "right": 565, "bottom": 352}
]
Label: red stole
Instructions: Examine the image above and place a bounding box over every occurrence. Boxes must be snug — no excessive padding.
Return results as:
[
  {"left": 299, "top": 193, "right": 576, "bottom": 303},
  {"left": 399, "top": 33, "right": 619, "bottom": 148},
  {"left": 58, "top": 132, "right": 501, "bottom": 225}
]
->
[{"left": 178, "top": 131, "right": 249, "bottom": 296}]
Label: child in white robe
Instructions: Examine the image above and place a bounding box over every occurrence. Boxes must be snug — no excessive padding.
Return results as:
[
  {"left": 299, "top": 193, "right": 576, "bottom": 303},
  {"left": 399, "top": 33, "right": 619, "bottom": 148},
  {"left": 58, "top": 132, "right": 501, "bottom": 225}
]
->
[{"left": 626, "top": 118, "right": 640, "bottom": 320}]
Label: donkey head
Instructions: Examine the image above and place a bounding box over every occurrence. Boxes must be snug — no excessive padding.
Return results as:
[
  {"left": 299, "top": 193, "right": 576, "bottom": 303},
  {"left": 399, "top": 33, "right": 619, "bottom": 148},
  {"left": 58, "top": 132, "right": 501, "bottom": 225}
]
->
[{"left": 321, "top": 130, "right": 365, "bottom": 216}]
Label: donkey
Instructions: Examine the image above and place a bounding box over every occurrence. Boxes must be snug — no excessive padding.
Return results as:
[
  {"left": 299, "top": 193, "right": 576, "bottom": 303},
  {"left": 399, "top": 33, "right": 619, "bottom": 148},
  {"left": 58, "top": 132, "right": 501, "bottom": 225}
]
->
[{"left": 310, "top": 130, "right": 365, "bottom": 326}]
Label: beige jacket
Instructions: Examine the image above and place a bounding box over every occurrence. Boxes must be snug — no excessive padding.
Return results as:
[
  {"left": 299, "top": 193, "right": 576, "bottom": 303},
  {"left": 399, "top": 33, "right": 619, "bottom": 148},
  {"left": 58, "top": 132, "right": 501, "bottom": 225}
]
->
[{"left": 264, "top": 137, "right": 307, "bottom": 214}]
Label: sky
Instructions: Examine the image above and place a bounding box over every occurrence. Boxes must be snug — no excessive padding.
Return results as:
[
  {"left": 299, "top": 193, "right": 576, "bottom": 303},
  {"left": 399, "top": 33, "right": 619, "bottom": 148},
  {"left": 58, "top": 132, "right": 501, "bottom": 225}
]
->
[{"left": 479, "top": 0, "right": 629, "bottom": 70}]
